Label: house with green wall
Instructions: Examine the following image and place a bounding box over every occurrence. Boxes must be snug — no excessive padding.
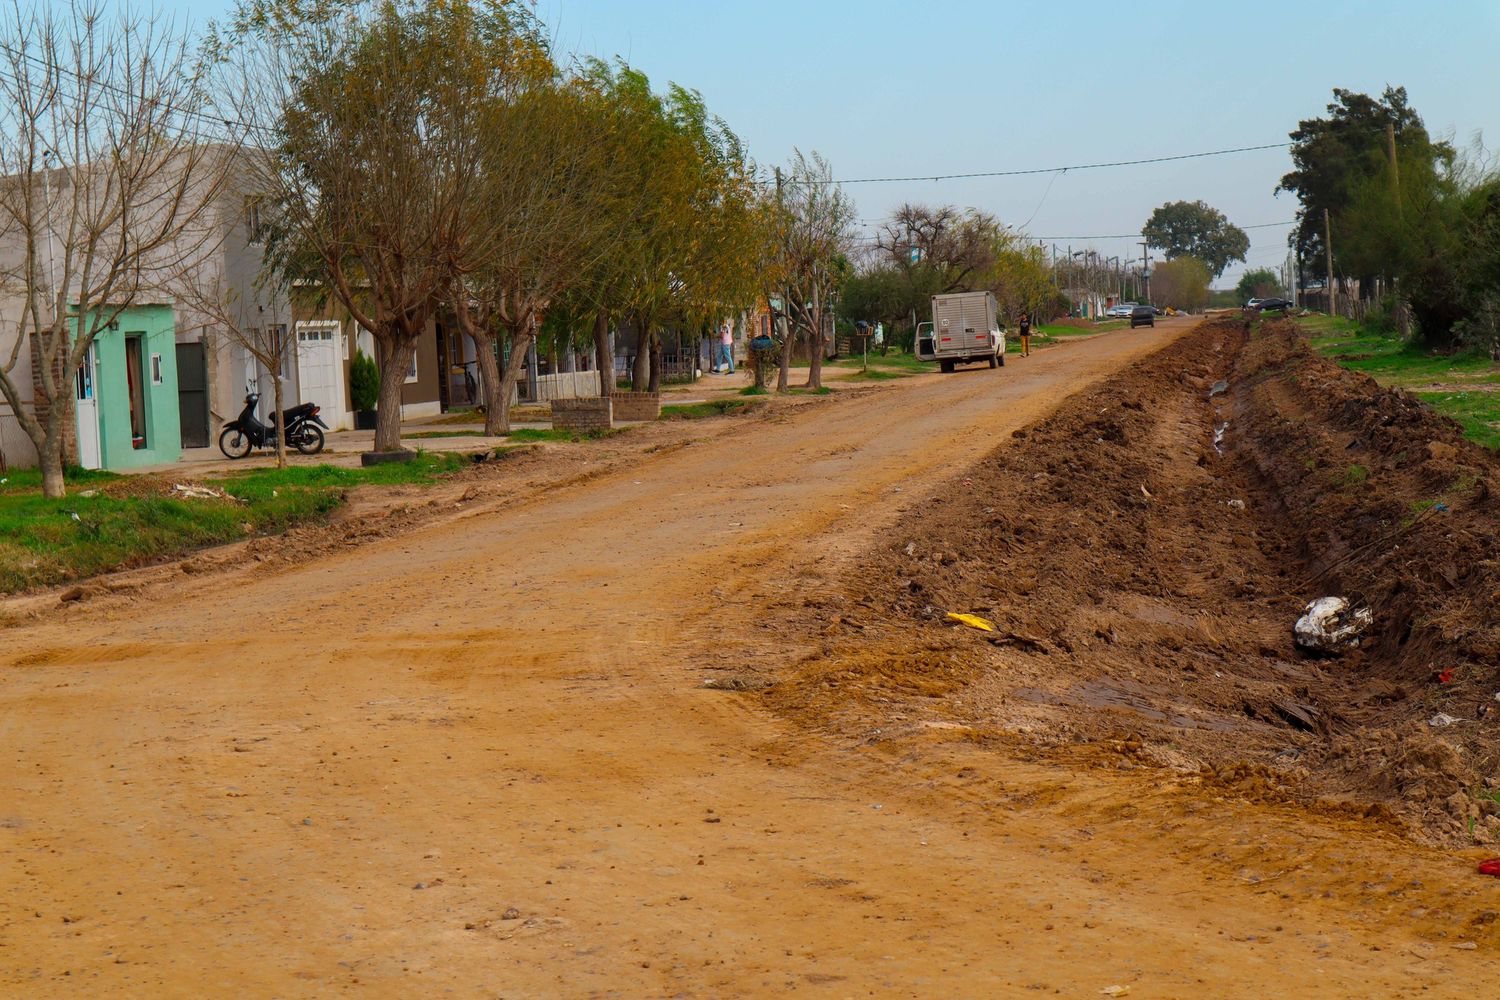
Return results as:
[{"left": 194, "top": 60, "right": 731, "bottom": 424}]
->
[{"left": 74, "top": 303, "right": 181, "bottom": 470}]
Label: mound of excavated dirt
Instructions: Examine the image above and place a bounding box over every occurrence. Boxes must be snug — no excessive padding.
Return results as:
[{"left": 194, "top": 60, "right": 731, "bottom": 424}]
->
[{"left": 767, "top": 317, "right": 1500, "bottom": 844}]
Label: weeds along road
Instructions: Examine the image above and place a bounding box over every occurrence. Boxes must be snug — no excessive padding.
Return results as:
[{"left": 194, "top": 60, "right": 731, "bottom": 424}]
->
[{"left": 0, "top": 315, "right": 1485, "bottom": 997}]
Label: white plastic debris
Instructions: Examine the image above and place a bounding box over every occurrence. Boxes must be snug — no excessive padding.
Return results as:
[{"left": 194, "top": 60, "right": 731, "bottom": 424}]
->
[
  {"left": 171, "top": 483, "right": 225, "bottom": 499},
  {"left": 1294, "top": 597, "right": 1372, "bottom": 654},
  {"left": 1429, "top": 712, "right": 1465, "bottom": 728},
  {"left": 1227, "top": 498, "right": 1246, "bottom": 511}
]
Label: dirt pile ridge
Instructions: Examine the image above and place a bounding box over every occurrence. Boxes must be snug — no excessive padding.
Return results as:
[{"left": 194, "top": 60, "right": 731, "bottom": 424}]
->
[{"left": 768, "top": 316, "right": 1500, "bottom": 844}]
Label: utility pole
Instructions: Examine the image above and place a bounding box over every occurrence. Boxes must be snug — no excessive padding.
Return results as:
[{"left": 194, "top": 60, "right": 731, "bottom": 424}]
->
[
  {"left": 1138, "top": 241, "right": 1150, "bottom": 305},
  {"left": 1386, "top": 122, "right": 1409, "bottom": 335},
  {"left": 1323, "top": 207, "right": 1336, "bottom": 318},
  {"left": 1385, "top": 123, "right": 1401, "bottom": 199}
]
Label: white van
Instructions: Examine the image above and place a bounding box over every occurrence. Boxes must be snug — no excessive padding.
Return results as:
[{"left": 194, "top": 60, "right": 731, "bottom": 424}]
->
[{"left": 916, "top": 291, "right": 1005, "bottom": 372}]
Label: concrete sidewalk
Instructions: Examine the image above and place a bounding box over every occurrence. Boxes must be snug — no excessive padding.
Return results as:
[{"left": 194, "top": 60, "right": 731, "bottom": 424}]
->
[{"left": 139, "top": 418, "right": 547, "bottom": 476}]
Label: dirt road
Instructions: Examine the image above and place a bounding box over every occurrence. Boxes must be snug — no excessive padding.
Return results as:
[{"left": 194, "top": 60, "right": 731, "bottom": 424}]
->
[{"left": 1, "top": 318, "right": 1490, "bottom": 997}]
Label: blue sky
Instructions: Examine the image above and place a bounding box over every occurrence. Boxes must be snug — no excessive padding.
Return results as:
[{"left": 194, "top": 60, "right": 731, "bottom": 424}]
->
[{"left": 165, "top": 0, "right": 1499, "bottom": 286}]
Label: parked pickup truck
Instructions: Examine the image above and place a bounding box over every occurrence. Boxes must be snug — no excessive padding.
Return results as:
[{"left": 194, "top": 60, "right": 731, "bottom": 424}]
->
[{"left": 915, "top": 290, "right": 1005, "bottom": 372}]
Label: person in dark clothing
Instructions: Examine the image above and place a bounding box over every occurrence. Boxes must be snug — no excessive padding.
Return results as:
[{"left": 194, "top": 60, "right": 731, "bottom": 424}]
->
[{"left": 1018, "top": 312, "right": 1032, "bottom": 357}]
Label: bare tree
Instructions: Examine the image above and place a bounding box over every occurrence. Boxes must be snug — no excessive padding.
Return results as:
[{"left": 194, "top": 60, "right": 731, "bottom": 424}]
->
[
  {"left": 171, "top": 228, "right": 296, "bottom": 465},
  {"left": 877, "top": 204, "right": 1003, "bottom": 293},
  {"left": 773, "top": 151, "right": 856, "bottom": 391},
  {"left": 0, "top": 0, "right": 234, "bottom": 496}
]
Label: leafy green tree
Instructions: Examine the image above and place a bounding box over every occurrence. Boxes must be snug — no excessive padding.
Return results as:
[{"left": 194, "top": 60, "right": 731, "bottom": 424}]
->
[
  {"left": 992, "top": 244, "right": 1059, "bottom": 322},
  {"left": 1235, "top": 269, "right": 1283, "bottom": 302},
  {"left": 1142, "top": 200, "right": 1249, "bottom": 277},
  {"left": 449, "top": 75, "right": 626, "bottom": 433},
  {"left": 1150, "top": 257, "right": 1211, "bottom": 311},
  {"left": 839, "top": 264, "right": 924, "bottom": 351},
  {"left": 569, "top": 60, "right": 760, "bottom": 393},
  {"left": 1278, "top": 87, "right": 1453, "bottom": 284},
  {"left": 223, "top": 0, "right": 542, "bottom": 453}
]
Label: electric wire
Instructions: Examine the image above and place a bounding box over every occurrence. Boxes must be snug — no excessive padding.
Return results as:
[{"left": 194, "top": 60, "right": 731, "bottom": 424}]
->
[{"left": 821, "top": 141, "right": 1296, "bottom": 185}]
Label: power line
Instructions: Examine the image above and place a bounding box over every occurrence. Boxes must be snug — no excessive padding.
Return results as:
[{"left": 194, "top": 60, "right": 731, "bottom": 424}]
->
[
  {"left": 822, "top": 140, "right": 1295, "bottom": 185},
  {"left": 0, "top": 37, "right": 271, "bottom": 142},
  {"left": 1022, "top": 220, "right": 1297, "bottom": 241},
  {"left": 857, "top": 218, "right": 1298, "bottom": 241}
]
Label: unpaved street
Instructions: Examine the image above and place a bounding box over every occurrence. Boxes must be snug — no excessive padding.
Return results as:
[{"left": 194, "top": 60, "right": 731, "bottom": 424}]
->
[{"left": 2, "top": 319, "right": 1491, "bottom": 997}]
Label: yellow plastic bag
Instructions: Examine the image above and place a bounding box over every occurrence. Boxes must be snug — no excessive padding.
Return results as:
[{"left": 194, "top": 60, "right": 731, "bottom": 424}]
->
[{"left": 945, "top": 612, "right": 996, "bottom": 632}]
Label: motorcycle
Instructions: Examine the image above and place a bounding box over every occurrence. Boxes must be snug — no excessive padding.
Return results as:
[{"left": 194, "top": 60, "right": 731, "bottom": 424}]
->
[{"left": 218, "top": 388, "right": 329, "bottom": 459}]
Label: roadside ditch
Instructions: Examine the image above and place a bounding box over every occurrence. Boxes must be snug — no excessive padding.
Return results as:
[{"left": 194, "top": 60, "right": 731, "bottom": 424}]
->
[{"left": 764, "top": 316, "right": 1500, "bottom": 845}]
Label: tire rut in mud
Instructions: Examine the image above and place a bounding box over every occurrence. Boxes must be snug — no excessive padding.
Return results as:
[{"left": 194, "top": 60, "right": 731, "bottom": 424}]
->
[{"left": 767, "top": 316, "right": 1500, "bottom": 844}]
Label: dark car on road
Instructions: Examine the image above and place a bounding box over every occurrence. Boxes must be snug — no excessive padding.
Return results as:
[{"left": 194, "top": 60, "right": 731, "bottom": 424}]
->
[
  {"left": 1252, "top": 297, "right": 1293, "bottom": 312},
  {"left": 1130, "top": 304, "right": 1155, "bottom": 328}
]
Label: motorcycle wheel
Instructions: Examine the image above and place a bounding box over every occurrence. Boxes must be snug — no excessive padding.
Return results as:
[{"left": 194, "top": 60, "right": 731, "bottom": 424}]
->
[
  {"left": 219, "top": 427, "right": 252, "bottom": 459},
  {"left": 295, "top": 425, "right": 326, "bottom": 456}
]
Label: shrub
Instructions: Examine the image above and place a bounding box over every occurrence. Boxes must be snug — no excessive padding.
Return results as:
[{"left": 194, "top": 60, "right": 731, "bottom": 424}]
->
[{"left": 350, "top": 349, "right": 379, "bottom": 411}]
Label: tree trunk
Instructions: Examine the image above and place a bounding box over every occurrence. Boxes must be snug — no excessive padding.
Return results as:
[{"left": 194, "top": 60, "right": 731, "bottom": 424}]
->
[
  {"left": 806, "top": 329, "right": 824, "bottom": 390},
  {"left": 593, "top": 308, "right": 612, "bottom": 397},
  {"left": 805, "top": 286, "right": 825, "bottom": 390},
  {"left": 39, "top": 436, "right": 65, "bottom": 498},
  {"left": 38, "top": 394, "right": 72, "bottom": 498},
  {"left": 473, "top": 332, "right": 505, "bottom": 435},
  {"left": 495, "top": 318, "right": 536, "bottom": 435},
  {"left": 648, "top": 332, "right": 662, "bottom": 393},
  {"left": 631, "top": 316, "right": 650, "bottom": 391},
  {"left": 373, "top": 336, "right": 417, "bottom": 453},
  {"left": 776, "top": 316, "right": 791, "bottom": 392},
  {"left": 272, "top": 374, "right": 288, "bottom": 469}
]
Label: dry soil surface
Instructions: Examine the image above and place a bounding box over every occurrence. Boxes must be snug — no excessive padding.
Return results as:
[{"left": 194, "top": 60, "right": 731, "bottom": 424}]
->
[{"left": 2, "top": 316, "right": 1494, "bottom": 997}]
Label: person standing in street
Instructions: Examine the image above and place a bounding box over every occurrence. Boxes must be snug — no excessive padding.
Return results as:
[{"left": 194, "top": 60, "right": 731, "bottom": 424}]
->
[
  {"left": 1018, "top": 311, "right": 1032, "bottom": 357},
  {"left": 718, "top": 322, "right": 735, "bottom": 374}
]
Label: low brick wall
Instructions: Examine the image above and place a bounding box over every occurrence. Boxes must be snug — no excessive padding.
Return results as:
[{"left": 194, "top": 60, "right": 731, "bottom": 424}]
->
[
  {"left": 611, "top": 391, "right": 661, "bottom": 422},
  {"left": 550, "top": 396, "right": 613, "bottom": 433}
]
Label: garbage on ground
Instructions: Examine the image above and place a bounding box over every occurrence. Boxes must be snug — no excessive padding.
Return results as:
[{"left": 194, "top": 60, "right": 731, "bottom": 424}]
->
[
  {"left": 78, "top": 489, "right": 98, "bottom": 497},
  {"left": 1429, "top": 712, "right": 1465, "bottom": 728},
  {"left": 1227, "top": 498, "right": 1246, "bottom": 511},
  {"left": 1293, "top": 597, "right": 1372, "bottom": 654},
  {"left": 171, "top": 483, "right": 226, "bottom": 500},
  {"left": 945, "top": 612, "right": 996, "bottom": 633},
  {"left": 1208, "top": 380, "right": 1229, "bottom": 398},
  {"left": 1479, "top": 858, "right": 1500, "bottom": 877}
]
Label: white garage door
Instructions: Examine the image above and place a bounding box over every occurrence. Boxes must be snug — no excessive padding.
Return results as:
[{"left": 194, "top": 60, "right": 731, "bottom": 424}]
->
[{"left": 296, "top": 325, "right": 341, "bottom": 425}]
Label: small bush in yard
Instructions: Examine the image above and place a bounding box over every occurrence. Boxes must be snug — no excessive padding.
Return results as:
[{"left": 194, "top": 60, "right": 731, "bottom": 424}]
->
[{"left": 350, "top": 349, "right": 379, "bottom": 411}]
